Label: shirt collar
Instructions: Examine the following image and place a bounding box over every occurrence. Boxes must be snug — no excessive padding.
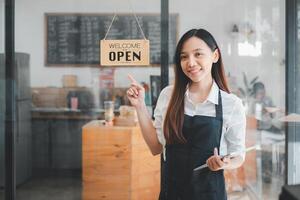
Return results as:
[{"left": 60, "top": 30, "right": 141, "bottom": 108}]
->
[
  {"left": 207, "top": 81, "right": 219, "bottom": 105},
  {"left": 185, "top": 80, "right": 219, "bottom": 105}
]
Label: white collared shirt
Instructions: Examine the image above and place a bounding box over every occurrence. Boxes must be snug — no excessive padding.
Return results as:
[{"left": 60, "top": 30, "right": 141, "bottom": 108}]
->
[{"left": 153, "top": 81, "right": 246, "bottom": 161}]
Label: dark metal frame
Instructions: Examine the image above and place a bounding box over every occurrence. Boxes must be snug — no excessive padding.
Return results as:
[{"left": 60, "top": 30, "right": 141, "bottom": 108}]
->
[
  {"left": 285, "top": 0, "right": 300, "bottom": 185},
  {"left": 159, "top": 1, "right": 169, "bottom": 199},
  {"left": 161, "top": 0, "right": 169, "bottom": 89},
  {"left": 4, "top": 0, "right": 16, "bottom": 199}
]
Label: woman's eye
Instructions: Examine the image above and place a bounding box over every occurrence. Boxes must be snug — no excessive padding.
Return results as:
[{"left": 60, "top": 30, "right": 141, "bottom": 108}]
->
[
  {"left": 195, "top": 52, "right": 203, "bottom": 57},
  {"left": 180, "top": 55, "right": 187, "bottom": 60}
]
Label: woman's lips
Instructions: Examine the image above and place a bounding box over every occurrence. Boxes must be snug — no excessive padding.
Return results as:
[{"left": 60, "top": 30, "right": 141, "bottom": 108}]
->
[{"left": 188, "top": 68, "right": 202, "bottom": 75}]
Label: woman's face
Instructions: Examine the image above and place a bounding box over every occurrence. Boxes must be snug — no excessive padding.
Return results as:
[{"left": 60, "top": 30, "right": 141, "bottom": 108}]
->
[{"left": 180, "top": 37, "right": 219, "bottom": 83}]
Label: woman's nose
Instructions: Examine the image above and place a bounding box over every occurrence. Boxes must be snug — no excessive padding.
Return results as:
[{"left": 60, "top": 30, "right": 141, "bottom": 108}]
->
[{"left": 188, "top": 56, "right": 196, "bottom": 67}]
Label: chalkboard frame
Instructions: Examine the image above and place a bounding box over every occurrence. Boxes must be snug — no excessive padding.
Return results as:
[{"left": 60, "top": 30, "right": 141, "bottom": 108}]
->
[{"left": 44, "top": 13, "right": 179, "bottom": 67}]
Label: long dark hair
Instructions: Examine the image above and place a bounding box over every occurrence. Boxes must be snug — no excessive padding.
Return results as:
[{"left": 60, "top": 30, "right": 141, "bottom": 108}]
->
[{"left": 163, "top": 28, "right": 230, "bottom": 144}]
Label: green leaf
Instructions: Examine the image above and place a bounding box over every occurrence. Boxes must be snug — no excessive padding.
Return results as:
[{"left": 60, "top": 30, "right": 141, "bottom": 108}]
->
[
  {"left": 250, "top": 76, "right": 259, "bottom": 85},
  {"left": 243, "top": 72, "right": 250, "bottom": 90}
]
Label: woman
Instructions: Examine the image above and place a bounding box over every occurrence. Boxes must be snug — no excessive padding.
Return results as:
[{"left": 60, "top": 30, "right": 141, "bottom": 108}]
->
[{"left": 127, "top": 28, "right": 246, "bottom": 200}]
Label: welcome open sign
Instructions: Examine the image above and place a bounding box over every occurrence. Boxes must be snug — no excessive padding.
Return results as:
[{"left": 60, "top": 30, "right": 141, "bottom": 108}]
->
[{"left": 100, "top": 39, "right": 150, "bottom": 66}]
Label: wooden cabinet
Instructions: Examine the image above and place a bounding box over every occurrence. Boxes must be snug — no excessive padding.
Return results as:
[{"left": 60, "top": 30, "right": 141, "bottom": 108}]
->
[{"left": 82, "top": 121, "right": 160, "bottom": 200}]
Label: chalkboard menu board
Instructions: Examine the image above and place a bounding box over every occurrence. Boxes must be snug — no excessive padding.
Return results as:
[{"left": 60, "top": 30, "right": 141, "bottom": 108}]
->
[{"left": 45, "top": 13, "right": 178, "bottom": 66}]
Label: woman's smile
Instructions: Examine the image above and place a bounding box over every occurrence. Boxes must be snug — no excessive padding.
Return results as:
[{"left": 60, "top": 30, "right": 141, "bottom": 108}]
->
[{"left": 188, "top": 67, "right": 202, "bottom": 74}]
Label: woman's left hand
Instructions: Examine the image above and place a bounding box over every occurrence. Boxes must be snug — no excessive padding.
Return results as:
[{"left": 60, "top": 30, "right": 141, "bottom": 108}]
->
[{"left": 206, "top": 148, "right": 230, "bottom": 171}]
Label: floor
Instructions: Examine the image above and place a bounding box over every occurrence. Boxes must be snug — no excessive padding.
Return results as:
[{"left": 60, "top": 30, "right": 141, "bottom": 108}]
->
[
  {"left": 0, "top": 177, "right": 81, "bottom": 200},
  {"left": 0, "top": 176, "right": 282, "bottom": 200}
]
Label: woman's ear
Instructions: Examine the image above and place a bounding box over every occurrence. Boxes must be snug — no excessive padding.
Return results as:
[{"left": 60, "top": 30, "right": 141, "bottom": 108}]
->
[{"left": 212, "top": 49, "right": 220, "bottom": 63}]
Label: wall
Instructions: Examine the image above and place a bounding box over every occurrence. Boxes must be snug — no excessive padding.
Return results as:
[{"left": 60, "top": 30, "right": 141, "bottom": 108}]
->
[{"left": 14, "top": 0, "right": 285, "bottom": 108}]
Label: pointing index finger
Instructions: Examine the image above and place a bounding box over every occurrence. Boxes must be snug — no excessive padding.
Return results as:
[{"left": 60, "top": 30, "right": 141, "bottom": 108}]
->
[
  {"left": 127, "top": 74, "right": 143, "bottom": 89},
  {"left": 127, "top": 74, "right": 138, "bottom": 84}
]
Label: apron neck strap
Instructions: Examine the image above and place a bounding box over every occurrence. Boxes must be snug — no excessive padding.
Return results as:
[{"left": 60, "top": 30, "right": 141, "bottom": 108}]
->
[
  {"left": 215, "top": 90, "right": 223, "bottom": 120},
  {"left": 215, "top": 90, "right": 223, "bottom": 154}
]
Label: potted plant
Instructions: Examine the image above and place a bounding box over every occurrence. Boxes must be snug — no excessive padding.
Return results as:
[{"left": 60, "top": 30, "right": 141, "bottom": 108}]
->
[{"left": 237, "top": 72, "right": 259, "bottom": 114}]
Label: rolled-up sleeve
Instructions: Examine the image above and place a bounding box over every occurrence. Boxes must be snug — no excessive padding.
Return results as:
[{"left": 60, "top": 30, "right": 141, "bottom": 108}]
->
[{"left": 225, "top": 98, "right": 246, "bottom": 160}]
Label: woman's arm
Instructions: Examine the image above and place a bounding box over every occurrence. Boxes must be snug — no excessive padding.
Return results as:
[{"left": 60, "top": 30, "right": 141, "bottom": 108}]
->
[
  {"left": 135, "top": 103, "right": 163, "bottom": 155},
  {"left": 127, "top": 75, "right": 162, "bottom": 155},
  {"left": 222, "top": 97, "right": 247, "bottom": 169},
  {"left": 207, "top": 97, "right": 246, "bottom": 171}
]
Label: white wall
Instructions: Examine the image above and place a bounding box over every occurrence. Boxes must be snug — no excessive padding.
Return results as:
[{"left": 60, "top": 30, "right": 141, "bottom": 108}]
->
[{"left": 14, "top": 0, "right": 285, "bottom": 108}]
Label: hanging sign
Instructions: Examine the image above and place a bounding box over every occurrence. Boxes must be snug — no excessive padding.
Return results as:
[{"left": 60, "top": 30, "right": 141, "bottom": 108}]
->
[{"left": 100, "top": 39, "right": 149, "bottom": 66}]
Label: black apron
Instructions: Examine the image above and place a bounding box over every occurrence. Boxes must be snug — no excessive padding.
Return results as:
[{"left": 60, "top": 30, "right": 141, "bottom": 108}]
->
[{"left": 159, "top": 91, "right": 226, "bottom": 200}]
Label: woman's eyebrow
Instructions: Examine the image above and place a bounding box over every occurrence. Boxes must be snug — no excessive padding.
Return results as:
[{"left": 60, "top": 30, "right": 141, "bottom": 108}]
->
[
  {"left": 181, "top": 48, "right": 204, "bottom": 54},
  {"left": 193, "top": 48, "right": 204, "bottom": 52}
]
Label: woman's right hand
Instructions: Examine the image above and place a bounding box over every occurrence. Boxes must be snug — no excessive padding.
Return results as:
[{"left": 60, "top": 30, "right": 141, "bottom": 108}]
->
[{"left": 126, "top": 75, "right": 145, "bottom": 108}]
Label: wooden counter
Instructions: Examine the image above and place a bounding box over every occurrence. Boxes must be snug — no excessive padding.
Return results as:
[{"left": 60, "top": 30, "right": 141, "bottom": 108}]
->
[
  {"left": 82, "top": 121, "right": 160, "bottom": 200},
  {"left": 31, "top": 108, "right": 105, "bottom": 120}
]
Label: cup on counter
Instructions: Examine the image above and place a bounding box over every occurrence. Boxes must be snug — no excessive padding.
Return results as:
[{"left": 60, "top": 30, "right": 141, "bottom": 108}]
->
[
  {"left": 71, "top": 97, "right": 78, "bottom": 110},
  {"left": 104, "top": 101, "right": 114, "bottom": 122}
]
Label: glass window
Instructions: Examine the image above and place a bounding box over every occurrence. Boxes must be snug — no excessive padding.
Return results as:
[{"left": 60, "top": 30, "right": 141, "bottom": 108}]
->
[
  {"left": 169, "top": 0, "right": 285, "bottom": 199},
  {"left": 14, "top": 0, "right": 162, "bottom": 199}
]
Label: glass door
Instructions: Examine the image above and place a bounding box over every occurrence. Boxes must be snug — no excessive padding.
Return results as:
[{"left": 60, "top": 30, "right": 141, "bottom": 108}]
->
[
  {"left": 169, "top": 0, "right": 286, "bottom": 199},
  {"left": 14, "top": 0, "right": 162, "bottom": 199}
]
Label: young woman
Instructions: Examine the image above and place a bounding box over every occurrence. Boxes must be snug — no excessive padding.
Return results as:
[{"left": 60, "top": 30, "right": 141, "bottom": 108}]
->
[{"left": 127, "top": 28, "right": 246, "bottom": 200}]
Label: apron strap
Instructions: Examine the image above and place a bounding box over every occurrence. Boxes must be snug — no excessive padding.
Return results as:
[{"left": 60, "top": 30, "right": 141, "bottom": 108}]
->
[
  {"left": 215, "top": 90, "right": 223, "bottom": 120},
  {"left": 215, "top": 90, "right": 223, "bottom": 154}
]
